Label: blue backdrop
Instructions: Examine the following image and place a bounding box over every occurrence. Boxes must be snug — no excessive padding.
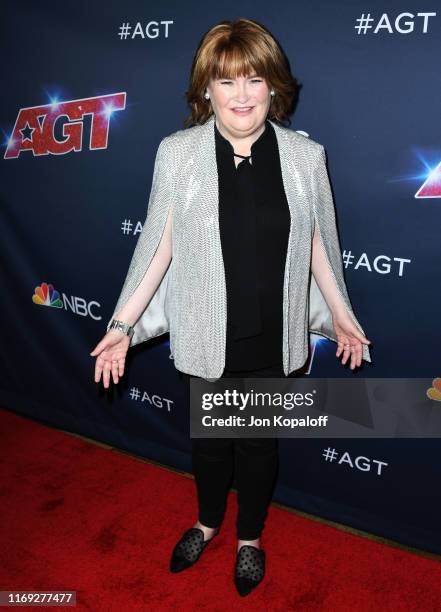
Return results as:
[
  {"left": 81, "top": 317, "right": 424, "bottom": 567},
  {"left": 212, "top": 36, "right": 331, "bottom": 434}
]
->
[{"left": 2, "top": 1, "right": 440, "bottom": 554}]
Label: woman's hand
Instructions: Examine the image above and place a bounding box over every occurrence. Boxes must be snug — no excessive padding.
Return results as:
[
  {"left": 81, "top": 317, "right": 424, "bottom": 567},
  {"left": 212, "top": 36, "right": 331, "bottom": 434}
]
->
[
  {"left": 331, "top": 310, "right": 371, "bottom": 370},
  {"left": 90, "top": 330, "right": 131, "bottom": 388}
]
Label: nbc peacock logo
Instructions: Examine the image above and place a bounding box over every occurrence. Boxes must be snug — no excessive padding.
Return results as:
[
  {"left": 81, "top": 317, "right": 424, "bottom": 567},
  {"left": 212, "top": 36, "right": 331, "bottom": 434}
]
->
[
  {"left": 426, "top": 378, "right": 441, "bottom": 402},
  {"left": 32, "top": 282, "right": 63, "bottom": 308}
]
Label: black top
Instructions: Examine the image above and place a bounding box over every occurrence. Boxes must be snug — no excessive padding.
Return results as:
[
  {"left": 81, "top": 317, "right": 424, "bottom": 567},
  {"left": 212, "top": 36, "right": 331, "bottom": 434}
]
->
[{"left": 215, "top": 118, "right": 291, "bottom": 371}]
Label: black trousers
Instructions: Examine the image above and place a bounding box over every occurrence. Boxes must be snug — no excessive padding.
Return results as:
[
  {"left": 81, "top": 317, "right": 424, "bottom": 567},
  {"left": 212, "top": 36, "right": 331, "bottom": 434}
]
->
[{"left": 183, "top": 362, "right": 291, "bottom": 541}]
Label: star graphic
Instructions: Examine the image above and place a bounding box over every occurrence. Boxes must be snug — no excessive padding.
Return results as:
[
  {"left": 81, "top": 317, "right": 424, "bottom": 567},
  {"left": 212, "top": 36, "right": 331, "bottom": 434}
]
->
[{"left": 20, "top": 122, "right": 35, "bottom": 142}]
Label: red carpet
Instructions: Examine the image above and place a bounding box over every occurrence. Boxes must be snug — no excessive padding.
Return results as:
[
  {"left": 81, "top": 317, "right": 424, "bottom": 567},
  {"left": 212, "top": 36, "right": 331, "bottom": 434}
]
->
[{"left": 1, "top": 408, "right": 440, "bottom": 611}]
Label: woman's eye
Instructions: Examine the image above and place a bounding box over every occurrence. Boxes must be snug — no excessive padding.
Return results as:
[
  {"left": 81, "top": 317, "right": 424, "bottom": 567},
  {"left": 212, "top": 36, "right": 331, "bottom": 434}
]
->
[{"left": 219, "top": 79, "right": 262, "bottom": 85}]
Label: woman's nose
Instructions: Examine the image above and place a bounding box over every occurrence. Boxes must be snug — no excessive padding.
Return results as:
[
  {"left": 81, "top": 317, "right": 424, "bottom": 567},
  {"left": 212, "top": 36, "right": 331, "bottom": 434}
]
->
[{"left": 234, "top": 87, "right": 251, "bottom": 102}]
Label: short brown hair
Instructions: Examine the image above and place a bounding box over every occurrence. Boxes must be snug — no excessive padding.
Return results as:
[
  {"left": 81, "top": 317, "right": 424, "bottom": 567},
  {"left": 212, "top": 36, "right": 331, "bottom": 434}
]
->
[{"left": 184, "top": 18, "right": 299, "bottom": 128}]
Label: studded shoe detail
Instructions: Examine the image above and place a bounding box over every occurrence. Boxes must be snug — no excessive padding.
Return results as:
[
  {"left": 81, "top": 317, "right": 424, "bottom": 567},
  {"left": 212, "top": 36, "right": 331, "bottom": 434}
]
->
[
  {"left": 234, "top": 544, "right": 266, "bottom": 596},
  {"left": 169, "top": 527, "right": 219, "bottom": 573}
]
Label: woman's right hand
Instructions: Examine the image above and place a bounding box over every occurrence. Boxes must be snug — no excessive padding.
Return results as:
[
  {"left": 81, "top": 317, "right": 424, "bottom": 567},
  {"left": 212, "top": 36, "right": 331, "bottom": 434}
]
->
[{"left": 90, "top": 330, "right": 131, "bottom": 388}]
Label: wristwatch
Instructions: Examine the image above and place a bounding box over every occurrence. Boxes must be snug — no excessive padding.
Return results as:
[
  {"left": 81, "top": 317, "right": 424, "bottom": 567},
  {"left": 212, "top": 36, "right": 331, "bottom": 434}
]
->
[{"left": 108, "top": 319, "right": 135, "bottom": 339}]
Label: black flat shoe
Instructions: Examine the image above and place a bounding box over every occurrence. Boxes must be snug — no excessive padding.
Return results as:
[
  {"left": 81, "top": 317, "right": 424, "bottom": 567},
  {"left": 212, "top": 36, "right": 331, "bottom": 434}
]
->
[
  {"left": 169, "top": 526, "right": 220, "bottom": 573},
  {"left": 234, "top": 544, "right": 266, "bottom": 597}
]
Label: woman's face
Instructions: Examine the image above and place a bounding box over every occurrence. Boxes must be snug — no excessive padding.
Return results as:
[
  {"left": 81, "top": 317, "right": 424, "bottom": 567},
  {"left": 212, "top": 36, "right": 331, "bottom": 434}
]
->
[{"left": 206, "top": 73, "right": 271, "bottom": 137}]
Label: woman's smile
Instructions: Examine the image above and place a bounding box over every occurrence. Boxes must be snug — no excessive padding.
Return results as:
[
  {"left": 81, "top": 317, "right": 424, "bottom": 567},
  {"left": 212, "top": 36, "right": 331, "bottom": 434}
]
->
[{"left": 231, "top": 106, "right": 254, "bottom": 116}]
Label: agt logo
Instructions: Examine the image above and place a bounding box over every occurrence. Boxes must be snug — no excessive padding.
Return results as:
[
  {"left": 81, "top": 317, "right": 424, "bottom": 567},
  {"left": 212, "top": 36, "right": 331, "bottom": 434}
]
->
[
  {"left": 415, "top": 162, "right": 441, "bottom": 198},
  {"left": 33, "top": 282, "right": 102, "bottom": 321},
  {"left": 4, "top": 92, "right": 126, "bottom": 159}
]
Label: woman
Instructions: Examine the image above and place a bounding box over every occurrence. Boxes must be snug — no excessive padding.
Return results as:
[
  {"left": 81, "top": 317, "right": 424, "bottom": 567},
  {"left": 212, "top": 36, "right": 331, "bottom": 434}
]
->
[{"left": 91, "top": 18, "right": 372, "bottom": 597}]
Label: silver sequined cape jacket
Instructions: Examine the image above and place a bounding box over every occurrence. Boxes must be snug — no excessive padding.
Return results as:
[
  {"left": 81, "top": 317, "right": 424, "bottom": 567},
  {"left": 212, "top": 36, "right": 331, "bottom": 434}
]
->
[{"left": 107, "top": 114, "right": 372, "bottom": 380}]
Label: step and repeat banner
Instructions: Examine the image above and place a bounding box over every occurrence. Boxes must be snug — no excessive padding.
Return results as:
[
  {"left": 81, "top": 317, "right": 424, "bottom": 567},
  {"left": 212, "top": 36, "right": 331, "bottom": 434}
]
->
[{"left": 2, "top": 1, "right": 440, "bottom": 554}]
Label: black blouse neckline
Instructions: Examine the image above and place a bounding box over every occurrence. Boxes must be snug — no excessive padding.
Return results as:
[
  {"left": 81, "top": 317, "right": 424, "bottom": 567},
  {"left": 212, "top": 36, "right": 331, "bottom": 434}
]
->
[{"left": 214, "top": 119, "right": 271, "bottom": 158}]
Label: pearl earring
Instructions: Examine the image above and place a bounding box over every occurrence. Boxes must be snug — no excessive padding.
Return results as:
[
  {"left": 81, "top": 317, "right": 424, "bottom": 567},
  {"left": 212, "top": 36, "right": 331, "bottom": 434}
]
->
[
  {"left": 270, "top": 90, "right": 275, "bottom": 96},
  {"left": 204, "top": 92, "right": 210, "bottom": 99}
]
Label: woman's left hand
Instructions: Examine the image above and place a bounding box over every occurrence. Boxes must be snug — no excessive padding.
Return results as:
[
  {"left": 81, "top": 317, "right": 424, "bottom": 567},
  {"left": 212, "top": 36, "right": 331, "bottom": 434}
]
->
[{"left": 332, "top": 311, "right": 371, "bottom": 370}]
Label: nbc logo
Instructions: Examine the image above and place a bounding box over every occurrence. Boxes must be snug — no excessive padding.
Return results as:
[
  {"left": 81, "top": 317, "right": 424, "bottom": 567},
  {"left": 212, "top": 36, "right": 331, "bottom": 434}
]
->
[
  {"left": 32, "top": 282, "right": 63, "bottom": 308},
  {"left": 426, "top": 378, "right": 441, "bottom": 402},
  {"left": 32, "top": 281, "right": 102, "bottom": 319}
]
